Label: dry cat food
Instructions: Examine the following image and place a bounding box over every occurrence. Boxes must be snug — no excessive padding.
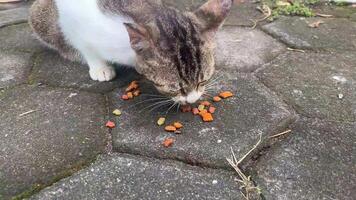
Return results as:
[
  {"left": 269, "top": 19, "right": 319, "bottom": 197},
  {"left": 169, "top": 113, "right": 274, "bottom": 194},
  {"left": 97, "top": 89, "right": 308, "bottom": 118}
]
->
[
  {"left": 106, "top": 121, "right": 116, "bottom": 128},
  {"left": 112, "top": 109, "right": 122, "bottom": 116},
  {"left": 165, "top": 125, "right": 177, "bottom": 132},
  {"left": 163, "top": 138, "right": 174, "bottom": 147},
  {"left": 122, "top": 81, "right": 141, "bottom": 100},
  {"left": 219, "top": 91, "right": 233, "bottom": 99},
  {"left": 173, "top": 122, "right": 183, "bottom": 129},
  {"left": 157, "top": 117, "right": 166, "bottom": 126}
]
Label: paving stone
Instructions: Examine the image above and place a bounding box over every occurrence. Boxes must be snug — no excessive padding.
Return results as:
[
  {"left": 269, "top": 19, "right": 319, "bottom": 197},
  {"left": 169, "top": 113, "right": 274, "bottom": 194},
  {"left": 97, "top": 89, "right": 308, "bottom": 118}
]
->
[
  {"left": 256, "top": 51, "right": 356, "bottom": 122},
  {"left": 163, "top": 0, "right": 262, "bottom": 27},
  {"left": 0, "top": 85, "right": 107, "bottom": 199},
  {"left": 262, "top": 17, "right": 356, "bottom": 50},
  {"left": 109, "top": 71, "right": 293, "bottom": 168},
  {"left": 0, "top": 51, "right": 32, "bottom": 88},
  {"left": 313, "top": 4, "right": 356, "bottom": 19},
  {"left": 0, "top": 1, "right": 31, "bottom": 11},
  {"left": 215, "top": 27, "right": 285, "bottom": 72},
  {"left": 0, "top": 7, "right": 29, "bottom": 28},
  {"left": 0, "top": 23, "right": 44, "bottom": 52},
  {"left": 30, "top": 153, "right": 243, "bottom": 200},
  {"left": 252, "top": 118, "right": 356, "bottom": 200},
  {"left": 31, "top": 51, "right": 141, "bottom": 93}
]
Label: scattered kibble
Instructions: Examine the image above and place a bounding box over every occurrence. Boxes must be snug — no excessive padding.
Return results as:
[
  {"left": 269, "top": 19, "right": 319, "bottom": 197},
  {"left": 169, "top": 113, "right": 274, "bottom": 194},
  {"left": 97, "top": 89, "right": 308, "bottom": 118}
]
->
[
  {"left": 106, "top": 121, "right": 116, "bottom": 128},
  {"left": 219, "top": 91, "right": 234, "bottom": 99},
  {"left": 198, "top": 104, "right": 205, "bottom": 111},
  {"left": 181, "top": 105, "right": 192, "bottom": 113},
  {"left": 192, "top": 108, "right": 200, "bottom": 115},
  {"left": 165, "top": 125, "right": 177, "bottom": 132},
  {"left": 163, "top": 138, "right": 174, "bottom": 147},
  {"left": 157, "top": 117, "right": 166, "bottom": 126},
  {"left": 127, "top": 92, "right": 134, "bottom": 99},
  {"left": 200, "top": 101, "right": 211, "bottom": 106},
  {"left": 199, "top": 109, "right": 208, "bottom": 116},
  {"left": 173, "top": 122, "right": 183, "bottom": 129},
  {"left": 133, "top": 90, "right": 141, "bottom": 97},
  {"left": 126, "top": 81, "right": 139, "bottom": 92},
  {"left": 201, "top": 112, "right": 214, "bottom": 122},
  {"left": 112, "top": 109, "right": 122, "bottom": 116},
  {"left": 208, "top": 106, "right": 216, "bottom": 114},
  {"left": 213, "top": 96, "right": 222, "bottom": 102},
  {"left": 122, "top": 95, "right": 129, "bottom": 100}
]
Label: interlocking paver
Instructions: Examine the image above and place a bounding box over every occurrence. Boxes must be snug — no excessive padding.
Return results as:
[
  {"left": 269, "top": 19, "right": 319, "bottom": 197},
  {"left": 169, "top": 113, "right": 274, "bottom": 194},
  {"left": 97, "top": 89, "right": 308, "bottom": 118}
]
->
[
  {"left": 215, "top": 27, "right": 285, "bottom": 72},
  {"left": 252, "top": 118, "right": 356, "bottom": 200},
  {"left": 0, "top": 51, "right": 32, "bottom": 88},
  {"left": 0, "top": 23, "right": 43, "bottom": 52},
  {"left": 31, "top": 51, "right": 141, "bottom": 93},
  {"left": 257, "top": 51, "right": 356, "bottom": 122},
  {"left": 0, "top": 85, "right": 107, "bottom": 199},
  {"left": 30, "top": 153, "right": 243, "bottom": 200},
  {"left": 0, "top": 7, "right": 29, "bottom": 28},
  {"left": 109, "top": 70, "right": 293, "bottom": 168},
  {"left": 262, "top": 17, "right": 356, "bottom": 50}
]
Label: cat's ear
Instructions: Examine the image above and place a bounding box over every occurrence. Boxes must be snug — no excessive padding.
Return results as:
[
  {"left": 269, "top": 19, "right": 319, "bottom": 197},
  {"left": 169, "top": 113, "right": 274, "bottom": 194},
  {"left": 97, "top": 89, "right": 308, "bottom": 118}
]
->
[
  {"left": 193, "top": 0, "right": 233, "bottom": 36},
  {"left": 124, "top": 23, "right": 150, "bottom": 52}
]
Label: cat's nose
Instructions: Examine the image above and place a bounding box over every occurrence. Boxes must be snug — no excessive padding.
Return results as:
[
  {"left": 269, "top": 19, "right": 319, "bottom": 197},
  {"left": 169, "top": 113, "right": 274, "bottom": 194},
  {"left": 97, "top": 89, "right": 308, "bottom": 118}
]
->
[{"left": 186, "top": 91, "right": 203, "bottom": 104}]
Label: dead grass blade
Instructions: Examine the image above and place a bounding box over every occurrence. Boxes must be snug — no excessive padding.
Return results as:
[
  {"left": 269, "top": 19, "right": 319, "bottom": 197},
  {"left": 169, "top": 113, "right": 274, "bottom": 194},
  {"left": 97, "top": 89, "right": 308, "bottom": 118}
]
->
[{"left": 227, "top": 133, "right": 262, "bottom": 200}]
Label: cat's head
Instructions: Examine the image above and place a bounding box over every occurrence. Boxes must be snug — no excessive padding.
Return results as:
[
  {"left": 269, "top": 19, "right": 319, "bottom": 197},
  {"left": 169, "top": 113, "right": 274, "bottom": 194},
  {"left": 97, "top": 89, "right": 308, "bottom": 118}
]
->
[{"left": 124, "top": 0, "right": 233, "bottom": 104}]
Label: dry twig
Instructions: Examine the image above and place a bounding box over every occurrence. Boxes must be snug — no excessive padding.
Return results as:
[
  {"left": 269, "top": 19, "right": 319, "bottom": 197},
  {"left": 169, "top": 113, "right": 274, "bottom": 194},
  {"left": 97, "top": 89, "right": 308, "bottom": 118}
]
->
[
  {"left": 269, "top": 129, "right": 292, "bottom": 139},
  {"left": 287, "top": 47, "right": 305, "bottom": 53},
  {"left": 227, "top": 133, "right": 262, "bottom": 200},
  {"left": 19, "top": 110, "right": 37, "bottom": 117},
  {"left": 250, "top": 4, "right": 272, "bottom": 29}
]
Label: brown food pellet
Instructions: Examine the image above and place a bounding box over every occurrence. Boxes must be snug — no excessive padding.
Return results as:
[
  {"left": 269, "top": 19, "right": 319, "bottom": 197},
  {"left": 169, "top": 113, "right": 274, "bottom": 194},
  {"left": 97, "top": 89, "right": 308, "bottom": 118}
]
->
[
  {"left": 209, "top": 106, "right": 216, "bottom": 114},
  {"left": 127, "top": 92, "right": 134, "bottom": 99},
  {"left": 199, "top": 109, "right": 208, "bottom": 116},
  {"left": 163, "top": 138, "right": 174, "bottom": 147},
  {"left": 173, "top": 122, "right": 183, "bottom": 129},
  {"left": 126, "top": 81, "right": 139, "bottom": 92},
  {"left": 181, "top": 105, "right": 192, "bottom": 113},
  {"left": 200, "top": 101, "right": 211, "bottom": 106},
  {"left": 133, "top": 90, "right": 140, "bottom": 97},
  {"left": 122, "top": 95, "right": 129, "bottom": 100},
  {"left": 192, "top": 108, "right": 200, "bottom": 115},
  {"left": 165, "top": 125, "right": 177, "bottom": 132},
  {"left": 213, "top": 96, "right": 222, "bottom": 102}
]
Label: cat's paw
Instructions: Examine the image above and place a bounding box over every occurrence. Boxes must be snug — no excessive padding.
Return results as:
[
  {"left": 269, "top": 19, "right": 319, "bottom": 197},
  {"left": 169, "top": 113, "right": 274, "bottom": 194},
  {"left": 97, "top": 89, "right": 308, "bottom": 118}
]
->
[{"left": 89, "top": 66, "right": 116, "bottom": 82}]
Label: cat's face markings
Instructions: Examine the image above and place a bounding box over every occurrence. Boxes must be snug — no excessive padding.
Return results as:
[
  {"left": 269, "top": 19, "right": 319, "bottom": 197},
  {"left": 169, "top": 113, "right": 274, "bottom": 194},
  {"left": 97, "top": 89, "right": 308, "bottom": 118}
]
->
[{"left": 125, "top": 0, "right": 233, "bottom": 104}]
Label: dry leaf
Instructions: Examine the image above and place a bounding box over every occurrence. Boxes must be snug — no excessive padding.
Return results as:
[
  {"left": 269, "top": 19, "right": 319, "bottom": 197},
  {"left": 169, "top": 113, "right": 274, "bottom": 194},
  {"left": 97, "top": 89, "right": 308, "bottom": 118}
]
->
[{"left": 308, "top": 20, "right": 324, "bottom": 28}]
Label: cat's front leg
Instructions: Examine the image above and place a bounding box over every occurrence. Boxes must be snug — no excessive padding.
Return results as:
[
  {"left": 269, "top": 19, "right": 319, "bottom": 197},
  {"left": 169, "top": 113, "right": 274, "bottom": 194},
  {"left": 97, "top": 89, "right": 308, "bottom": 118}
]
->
[{"left": 84, "top": 55, "right": 116, "bottom": 82}]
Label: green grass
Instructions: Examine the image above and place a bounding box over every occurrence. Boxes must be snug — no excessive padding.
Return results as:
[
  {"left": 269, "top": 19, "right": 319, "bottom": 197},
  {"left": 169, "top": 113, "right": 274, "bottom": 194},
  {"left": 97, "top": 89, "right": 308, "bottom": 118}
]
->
[{"left": 264, "top": 0, "right": 317, "bottom": 21}]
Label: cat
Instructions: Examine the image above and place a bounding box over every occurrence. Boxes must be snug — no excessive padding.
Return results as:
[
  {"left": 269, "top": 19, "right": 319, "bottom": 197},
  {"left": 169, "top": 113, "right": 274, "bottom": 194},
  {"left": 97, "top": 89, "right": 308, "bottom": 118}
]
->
[{"left": 29, "top": 0, "right": 233, "bottom": 104}]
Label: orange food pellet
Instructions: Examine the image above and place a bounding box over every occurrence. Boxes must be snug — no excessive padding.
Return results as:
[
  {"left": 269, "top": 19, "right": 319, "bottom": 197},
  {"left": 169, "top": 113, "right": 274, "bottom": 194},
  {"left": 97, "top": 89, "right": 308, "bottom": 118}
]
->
[
  {"left": 192, "top": 108, "right": 200, "bottom": 115},
  {"left": 165, "top": 125, "right": 177, "bottom": 132},
  {"left": 209, "top": 106, "right": 216, "bottom": 114},
  {"left": 163, "top": 138, "right": 174, "bottom": 147},
  {"left": 173, "top": 122, "right": 183, "bottom": 129},
  {"left": 106, "top": 121, "right": 116, "bottom": 128},
  {"left": 200, "top": 101, "right": 211, "bottom": 106},
  {"left": 201, "top": 113, "right": 214, "bottom": 122},
  {"left": 181, "top": 105, "right": 192, "bottom": 113},
  {"left": 126, "top": 81, "right": 139, "bottom": 92},
  {"left": 219, "top": 91, "right": 234, "bottom": 99},
  {"left": 127, "top": 92, "right": 134, "bottom": 99},
  {"left": 133, "top": 90, "right": 140, "bottom": 97},
  {"left": 199, "top": 109, "right": 208, "bottom": 116},
  {"left": 213, "top": 96, "right": 222, "bottom": 102},
  {"left": 122, "top": 95, "right": 129, "bottom": 100}
]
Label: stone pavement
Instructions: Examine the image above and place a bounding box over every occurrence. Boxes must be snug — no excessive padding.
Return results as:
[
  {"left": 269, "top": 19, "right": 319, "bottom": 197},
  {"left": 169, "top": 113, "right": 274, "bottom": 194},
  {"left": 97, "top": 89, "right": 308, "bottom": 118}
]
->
[{"left": 0, "top": 1, "right": 355, "bottom": 200}]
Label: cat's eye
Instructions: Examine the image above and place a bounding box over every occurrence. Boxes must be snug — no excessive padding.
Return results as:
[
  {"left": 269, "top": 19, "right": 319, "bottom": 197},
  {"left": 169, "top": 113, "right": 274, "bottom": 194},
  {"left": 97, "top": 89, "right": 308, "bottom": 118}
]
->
[{"left": 197, "top": 80, "right": 208, "bottom": 88}]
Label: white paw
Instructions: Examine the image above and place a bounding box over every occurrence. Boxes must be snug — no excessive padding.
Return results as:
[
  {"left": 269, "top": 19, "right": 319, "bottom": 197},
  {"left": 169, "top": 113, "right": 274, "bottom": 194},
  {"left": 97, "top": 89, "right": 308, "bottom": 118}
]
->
[{"left": 89, "top": 66, "right": 116, "bottom": 82}]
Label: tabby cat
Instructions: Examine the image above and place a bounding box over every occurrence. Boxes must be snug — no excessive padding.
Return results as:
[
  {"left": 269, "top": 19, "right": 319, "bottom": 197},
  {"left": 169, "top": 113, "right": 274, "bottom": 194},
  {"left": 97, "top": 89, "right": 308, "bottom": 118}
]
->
[{"left": 29, "top": 0, "right": 233, "bottom": 104}]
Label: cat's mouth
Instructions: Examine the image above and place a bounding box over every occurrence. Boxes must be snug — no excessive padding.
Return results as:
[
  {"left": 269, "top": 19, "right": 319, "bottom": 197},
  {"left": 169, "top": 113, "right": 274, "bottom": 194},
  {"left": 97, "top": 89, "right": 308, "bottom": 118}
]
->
[{"left": 173, "top": 90, "right": 203, "bottom": 105}]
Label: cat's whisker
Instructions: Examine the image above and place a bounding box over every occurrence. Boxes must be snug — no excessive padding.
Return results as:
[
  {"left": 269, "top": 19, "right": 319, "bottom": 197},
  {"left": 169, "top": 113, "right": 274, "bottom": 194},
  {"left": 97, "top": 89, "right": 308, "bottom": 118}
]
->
[
  {"left": 140, "top": 99, "right": 173, "bottom": 113},
  {"left": 165, "top": 102, "right": 178, "bottom": 115},
  {"left": 147, "top": 101, "right": 173, "bottom": 113},
  {"left": 128, "top": 97, "right": 170, "bottom": 108}
]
